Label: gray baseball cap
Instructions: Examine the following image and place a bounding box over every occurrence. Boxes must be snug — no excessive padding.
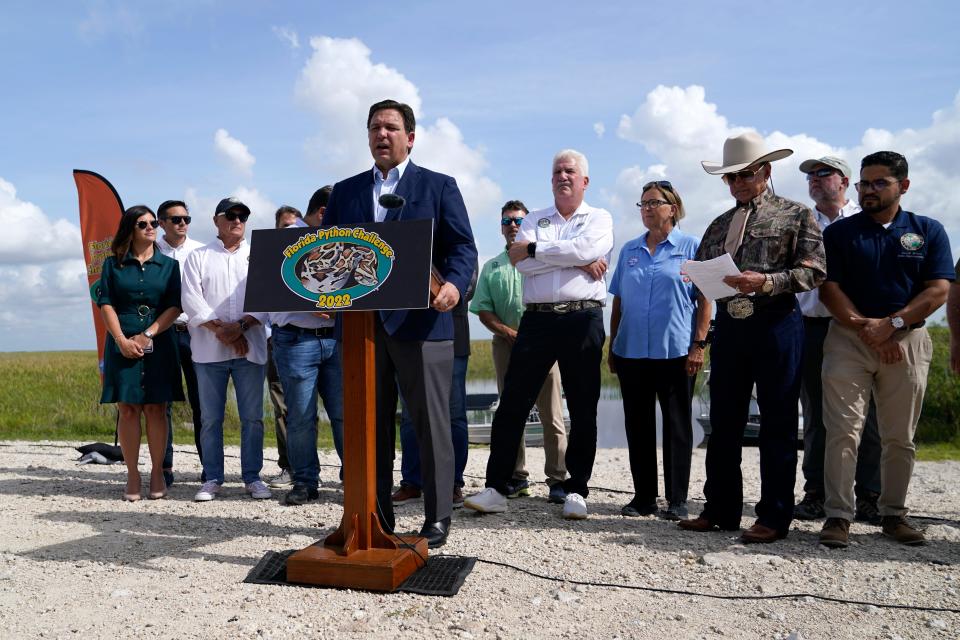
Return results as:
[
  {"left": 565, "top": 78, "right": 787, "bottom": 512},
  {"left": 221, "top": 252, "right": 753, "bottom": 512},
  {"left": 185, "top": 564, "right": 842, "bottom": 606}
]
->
[{"left": 798, "top": 156, "right": 851, "bottom": 178}]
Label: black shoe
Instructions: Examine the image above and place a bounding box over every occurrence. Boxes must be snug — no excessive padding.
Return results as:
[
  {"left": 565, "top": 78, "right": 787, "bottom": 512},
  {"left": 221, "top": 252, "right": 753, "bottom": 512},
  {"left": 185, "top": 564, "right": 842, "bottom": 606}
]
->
[
  {"left": 793, "top": 492, "right": 825, "bottom": 520},
  {"left": 855, "top": 491, "right": 881, "bottom": 525},
  {"left": 621, "top": 499, "right": 658, "bottom": 517},
  {"left": 163, "top": 470, "right": 175, "bottom": 488},
  {"left": 418, "top": 517, "right": 451, "bottom": 548},
  {"left": 284, "top": 483, "right": 319, "bottom": 506},
  {"left": 505, "top": 478, "right": 530, "bottom": 498}
]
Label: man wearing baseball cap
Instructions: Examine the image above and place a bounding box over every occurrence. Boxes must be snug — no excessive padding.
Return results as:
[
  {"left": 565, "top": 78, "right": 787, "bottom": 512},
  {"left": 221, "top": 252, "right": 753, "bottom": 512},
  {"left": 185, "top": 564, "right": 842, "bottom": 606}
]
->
[
  {"left": 793, "top": 157, "right": 883, "bottom": 524},
  {"left": 678, "top": 132, "right": 825, "bottom": 543},
  {"left": 181, "top": 197, "right": 272, "bottom": 502}
]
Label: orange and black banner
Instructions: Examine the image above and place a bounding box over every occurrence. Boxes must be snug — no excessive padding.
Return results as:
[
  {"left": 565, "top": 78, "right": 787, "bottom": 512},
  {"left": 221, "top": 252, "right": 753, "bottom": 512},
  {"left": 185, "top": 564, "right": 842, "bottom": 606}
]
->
[{"left": 73, "top": 170, "right": 124, "bottom": 377}]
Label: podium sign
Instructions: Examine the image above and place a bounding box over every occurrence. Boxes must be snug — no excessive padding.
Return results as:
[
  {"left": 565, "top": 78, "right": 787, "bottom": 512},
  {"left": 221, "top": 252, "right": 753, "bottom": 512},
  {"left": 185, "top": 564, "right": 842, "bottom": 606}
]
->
[
  {"left": 247, "top": 219, "right": 434, "bottom": 591},
  {"left": 244, "top": 219, "right": 433, "bottom": 312}
]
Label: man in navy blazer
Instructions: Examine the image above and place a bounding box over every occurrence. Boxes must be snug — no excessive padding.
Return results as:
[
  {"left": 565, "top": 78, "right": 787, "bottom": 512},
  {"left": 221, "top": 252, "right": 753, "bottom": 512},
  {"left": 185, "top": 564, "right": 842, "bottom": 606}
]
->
[{"left": 324, "top": 99, "right": 477, "bottom": 547}]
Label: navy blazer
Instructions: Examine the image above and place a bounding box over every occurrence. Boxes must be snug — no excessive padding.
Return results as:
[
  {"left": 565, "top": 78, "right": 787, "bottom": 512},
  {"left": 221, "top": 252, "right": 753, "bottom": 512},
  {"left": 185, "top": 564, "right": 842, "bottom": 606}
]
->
[{"left": 324, "top": 161, "right": 478, "bottom": 342}]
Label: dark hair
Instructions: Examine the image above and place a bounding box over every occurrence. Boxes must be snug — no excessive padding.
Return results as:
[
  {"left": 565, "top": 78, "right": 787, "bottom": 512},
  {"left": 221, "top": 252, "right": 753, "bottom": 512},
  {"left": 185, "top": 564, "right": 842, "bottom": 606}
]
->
[
  {"left": 501, "top": 200, "right": 529, "bottom": 215},
  {"left": 111, "top": 205, "right": 156, "bottom": 266},
  {"left": 861, "top": 151, "right": 908, "bottom": 180},
  {"left": 157, "top": 199, "right": 187, "bottom": 219},
  {"left": 307, "top": 185, "right": 333, "bottom": 217},
  {"left": 367, "top": 99, "right": 416, "bottom": 133},
  {"left": 274, "top": 205, "right": 302, "bottom": 228}
]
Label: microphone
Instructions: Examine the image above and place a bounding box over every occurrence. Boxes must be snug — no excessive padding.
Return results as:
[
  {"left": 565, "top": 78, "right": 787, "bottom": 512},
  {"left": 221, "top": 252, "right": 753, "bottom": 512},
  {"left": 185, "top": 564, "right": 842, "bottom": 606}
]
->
[{"left": 378, "top": 193, "right": 406, "bottom": 209}]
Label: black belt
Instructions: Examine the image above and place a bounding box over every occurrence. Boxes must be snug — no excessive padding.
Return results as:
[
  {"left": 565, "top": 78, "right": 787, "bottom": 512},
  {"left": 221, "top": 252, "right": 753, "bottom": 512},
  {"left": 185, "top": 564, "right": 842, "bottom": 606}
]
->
[
  {"left": 525, "top": 300, "right": 604, "bottom": 314},
  {"left": 273, "top": 324, "right": 335, "bottom": 338},
  {"left": 174, "top": 323, "right": 189, "bottom": 332},
  {"left": 720, "top": 293, "right": 796, "bottom": 317}
]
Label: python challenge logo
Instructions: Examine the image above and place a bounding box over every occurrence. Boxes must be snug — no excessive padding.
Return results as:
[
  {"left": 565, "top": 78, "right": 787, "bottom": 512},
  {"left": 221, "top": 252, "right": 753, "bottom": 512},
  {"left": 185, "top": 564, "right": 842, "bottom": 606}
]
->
[{"left": 280, "top": 227, "right": 395, "bottom": 309}]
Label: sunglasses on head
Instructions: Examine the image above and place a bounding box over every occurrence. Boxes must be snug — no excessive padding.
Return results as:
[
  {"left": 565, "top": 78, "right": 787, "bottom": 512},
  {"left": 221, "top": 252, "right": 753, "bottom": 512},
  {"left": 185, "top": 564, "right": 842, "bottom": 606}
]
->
[
  {"left": 136, "top": 220, "right": 160, "bottom": 230},
  {"left": 218, "top": 211, "right": 250, "bottom": 222},
  {"left": 642, "top": 180, "right": 674, "bottom": 191},
  {"left": 501, "top": 217, "right": 524, "bottom": 226},
  {"left": 164, "top": 215, "right": 192, "bottom": 225}
]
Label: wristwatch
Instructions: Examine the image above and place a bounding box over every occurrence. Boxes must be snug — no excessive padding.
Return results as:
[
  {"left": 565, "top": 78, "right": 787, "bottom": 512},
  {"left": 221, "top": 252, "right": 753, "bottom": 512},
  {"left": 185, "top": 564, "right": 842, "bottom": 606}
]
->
[
  {"left": 238, "top": 318, "right": 249, "bottom": 332},
  {"left": 889, "top": 316, "right": 905, "bottom": 330},
  {"left": 527, "top": 242, "right": 537, "bottom": 258},
  {"left": 691, "top": 339, "right": 708, "bottom": 350},
  {"left": 761, "top": 274, "right": 774, "bottom": 294},
  {"left": 143, "top": 329, "right": 155, "bottom": 339}
]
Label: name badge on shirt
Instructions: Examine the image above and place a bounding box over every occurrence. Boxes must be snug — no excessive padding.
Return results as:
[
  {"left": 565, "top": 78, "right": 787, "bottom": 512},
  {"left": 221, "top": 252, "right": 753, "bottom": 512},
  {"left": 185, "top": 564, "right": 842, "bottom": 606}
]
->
[
  {"left": 627, "top": 257, "right": 639, "bottom": 267},
  {"left": 538, "top": 218, "right": 551, "bottom": 228}
]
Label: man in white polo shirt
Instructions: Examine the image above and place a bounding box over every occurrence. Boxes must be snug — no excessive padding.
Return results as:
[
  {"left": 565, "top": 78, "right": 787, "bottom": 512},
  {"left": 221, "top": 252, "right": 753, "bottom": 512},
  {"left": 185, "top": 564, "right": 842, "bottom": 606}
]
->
[
  {"left": 181, "top": 197, "right": 271, "bottom": 502},
  {"left": 465, "top": 149, "right": 612, "bottom": 519}
]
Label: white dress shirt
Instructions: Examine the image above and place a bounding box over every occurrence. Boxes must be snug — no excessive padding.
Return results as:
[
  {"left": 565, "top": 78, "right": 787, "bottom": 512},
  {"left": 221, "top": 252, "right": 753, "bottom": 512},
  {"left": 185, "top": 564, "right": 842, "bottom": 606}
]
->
[
  {"left": 181, "top": 237, "right": 267, "bottom": 365},
  {"left": 798, "top": 199, "right": 861, "bottom": 318},
  {"left": 268, "top": 311, "right": 334, "bottom": 330},
  {"left": 372, "top": 157, "right": 410, "bottom": 222},
  {"left": 515, "top": 201, "right": 614, "bottom": 304},
  {"left": 156, "top": 235, "right": 204, "bottom": 325}
]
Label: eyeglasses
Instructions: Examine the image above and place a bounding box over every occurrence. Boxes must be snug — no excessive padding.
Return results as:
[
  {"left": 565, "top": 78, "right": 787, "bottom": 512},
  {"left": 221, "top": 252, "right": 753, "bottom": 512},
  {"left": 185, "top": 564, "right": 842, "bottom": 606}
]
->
[
  {"left": 722, "top": 166, "right": 764, "bottom": 184},
  {"left": 218, "top": 211, "right": 250, "bottom": 222},
  {"left": 501, "top": 217, "right": 524, "bottom": 227},
  {"left": 806, "top": 168, "right": 840, "bottom": 180},
  {"left": 855, "top": 178, "right": 899, "bottom": 192},
  {"left": 636, "top": 199, "right": 671, "bottom": 210},
  {"left": 163, "top": 215, "right": 192, "bottom": 225},
  {"left": 136, "top": 220, "right": 160, "bottom": 230},
  {"left": 642, "top": 180, "right": 674, "bottom": 191}
]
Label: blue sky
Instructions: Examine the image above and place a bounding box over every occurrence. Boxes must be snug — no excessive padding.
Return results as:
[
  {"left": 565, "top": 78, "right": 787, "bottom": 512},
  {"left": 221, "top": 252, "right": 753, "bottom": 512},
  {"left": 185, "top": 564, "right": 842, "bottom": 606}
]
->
[{"left": 1, "top": 1, "right": 959, "bottom": 351}]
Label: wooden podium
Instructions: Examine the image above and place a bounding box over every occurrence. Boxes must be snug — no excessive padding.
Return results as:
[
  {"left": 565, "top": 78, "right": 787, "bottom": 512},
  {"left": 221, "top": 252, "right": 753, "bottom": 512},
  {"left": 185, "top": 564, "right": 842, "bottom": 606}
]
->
[{"left": 285, "top": 311, "right": 427, "bottom": 591}]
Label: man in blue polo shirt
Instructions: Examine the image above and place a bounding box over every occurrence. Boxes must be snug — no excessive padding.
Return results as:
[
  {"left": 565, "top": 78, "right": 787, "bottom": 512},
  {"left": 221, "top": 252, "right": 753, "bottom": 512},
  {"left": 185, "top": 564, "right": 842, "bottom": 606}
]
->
[{"left": 819, "top": 151, "right": 953, "bottom": 548}]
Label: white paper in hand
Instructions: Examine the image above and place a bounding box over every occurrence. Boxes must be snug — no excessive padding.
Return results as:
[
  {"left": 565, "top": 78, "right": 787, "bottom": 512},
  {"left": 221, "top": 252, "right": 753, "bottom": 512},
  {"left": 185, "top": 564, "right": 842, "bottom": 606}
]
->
[{"left": 682, "top": 254, "right": 741, "bottom": 301}]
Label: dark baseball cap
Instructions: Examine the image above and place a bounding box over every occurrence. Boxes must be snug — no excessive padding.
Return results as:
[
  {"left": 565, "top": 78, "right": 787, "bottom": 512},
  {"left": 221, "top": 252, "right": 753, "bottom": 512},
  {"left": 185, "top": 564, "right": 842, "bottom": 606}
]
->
[{"left": 215, "top": 197, "right": 251, "bottom": 216}]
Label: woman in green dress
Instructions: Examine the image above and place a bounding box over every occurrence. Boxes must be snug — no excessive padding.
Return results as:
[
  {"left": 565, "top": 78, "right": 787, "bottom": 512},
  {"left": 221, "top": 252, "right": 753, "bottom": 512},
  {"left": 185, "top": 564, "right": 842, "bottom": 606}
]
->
[{"left": 98, "top": 205, "right": 184, "bottom": 501}]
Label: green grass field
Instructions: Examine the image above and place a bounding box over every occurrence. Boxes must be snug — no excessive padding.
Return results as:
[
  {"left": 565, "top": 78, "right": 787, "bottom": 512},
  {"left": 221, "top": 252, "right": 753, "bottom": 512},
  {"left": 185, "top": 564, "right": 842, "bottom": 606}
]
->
[{"left": 1, "top": 333, "right": 957, "bottom": 460}]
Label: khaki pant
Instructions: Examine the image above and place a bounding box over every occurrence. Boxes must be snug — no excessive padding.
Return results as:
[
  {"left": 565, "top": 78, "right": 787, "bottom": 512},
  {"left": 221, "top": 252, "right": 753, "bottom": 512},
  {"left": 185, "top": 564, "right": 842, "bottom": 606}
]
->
[
  {"left": 822, "top": 323, "right": 932, "bottom": 520},
  {"left": 491, "top": 334, "right": 568, "bottom": 485}
]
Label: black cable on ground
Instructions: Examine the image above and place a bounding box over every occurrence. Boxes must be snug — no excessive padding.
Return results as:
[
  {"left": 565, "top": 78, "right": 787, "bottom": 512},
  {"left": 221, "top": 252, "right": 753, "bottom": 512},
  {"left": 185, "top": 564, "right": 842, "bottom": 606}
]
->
[{"left": 458, "top": 555, "right": 960, "bottom": 614}]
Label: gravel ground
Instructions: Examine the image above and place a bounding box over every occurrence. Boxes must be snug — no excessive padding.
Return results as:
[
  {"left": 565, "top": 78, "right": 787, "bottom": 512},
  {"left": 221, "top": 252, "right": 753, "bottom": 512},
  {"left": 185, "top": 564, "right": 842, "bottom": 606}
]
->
[{"left": 0, "top": 440, "right": 958, "bottom": 639}]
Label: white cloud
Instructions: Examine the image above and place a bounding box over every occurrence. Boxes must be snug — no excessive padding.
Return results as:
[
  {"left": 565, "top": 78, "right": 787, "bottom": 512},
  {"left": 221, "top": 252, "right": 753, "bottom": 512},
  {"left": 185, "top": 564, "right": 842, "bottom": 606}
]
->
[
  {"left": 0, "top": 177, "right": 82, "bottom": 265},
  {"left": 593, "top": 122, "right": 605, "bottom": 138},
  {"left": 611, "top": 85, "right": 960, "bottom": 248},
  {"left": 272, "top": 26, "right": 300, "bottom": 49},
  {"left": 183, "top": 186, "right": 278, "bottom": 245},
  {"left": 294, "top": 36, "right": 502, "bottom": 220},
  {"left": 213, "top": 128, "right": 255, "bottom": 177}
]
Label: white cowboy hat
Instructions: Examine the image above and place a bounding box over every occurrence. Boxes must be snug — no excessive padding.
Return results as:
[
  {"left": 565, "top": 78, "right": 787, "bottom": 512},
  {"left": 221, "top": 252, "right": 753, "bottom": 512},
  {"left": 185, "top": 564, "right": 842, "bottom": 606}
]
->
[{"left": 701, "top": 131, "right": 793, "bottom": 175}]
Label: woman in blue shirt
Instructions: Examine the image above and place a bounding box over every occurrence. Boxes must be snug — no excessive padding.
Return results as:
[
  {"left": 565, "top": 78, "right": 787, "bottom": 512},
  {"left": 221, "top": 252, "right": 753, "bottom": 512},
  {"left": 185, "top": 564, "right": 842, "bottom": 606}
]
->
[
  {"left": 98, "top": 205, "right": 184, "bottom": 501},
  {"left": 609, "top": 181, "right": 711, "bottom": 520}
]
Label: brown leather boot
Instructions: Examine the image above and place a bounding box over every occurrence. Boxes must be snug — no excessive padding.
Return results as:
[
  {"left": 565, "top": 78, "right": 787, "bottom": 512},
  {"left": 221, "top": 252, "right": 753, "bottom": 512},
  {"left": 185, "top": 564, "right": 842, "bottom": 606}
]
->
[
  {"left": 819, "top": 517, "right": 850, "bottom": 548},
  {"left": 881, "top": 516, "right": 925, "bottom": 546}
]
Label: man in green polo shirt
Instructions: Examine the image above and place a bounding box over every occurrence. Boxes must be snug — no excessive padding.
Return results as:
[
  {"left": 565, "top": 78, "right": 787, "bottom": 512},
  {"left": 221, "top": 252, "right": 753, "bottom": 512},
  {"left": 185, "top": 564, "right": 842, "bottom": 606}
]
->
[{"left": 470, "top": 200, "right": 568, "bottom": 503}]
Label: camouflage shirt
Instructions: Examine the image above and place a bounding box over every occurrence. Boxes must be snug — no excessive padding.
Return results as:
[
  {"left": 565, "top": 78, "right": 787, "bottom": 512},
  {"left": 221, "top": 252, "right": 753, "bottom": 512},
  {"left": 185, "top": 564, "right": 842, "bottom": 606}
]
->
[{"left": 696, "top": 189, "right": 826, "bottom": 299}]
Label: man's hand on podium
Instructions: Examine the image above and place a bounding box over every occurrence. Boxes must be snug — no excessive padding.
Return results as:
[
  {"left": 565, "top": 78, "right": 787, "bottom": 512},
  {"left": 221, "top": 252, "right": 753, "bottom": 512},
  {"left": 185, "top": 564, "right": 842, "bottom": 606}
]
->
[{"left": 431, "top": 282, "right": 461, "bottom": 313}]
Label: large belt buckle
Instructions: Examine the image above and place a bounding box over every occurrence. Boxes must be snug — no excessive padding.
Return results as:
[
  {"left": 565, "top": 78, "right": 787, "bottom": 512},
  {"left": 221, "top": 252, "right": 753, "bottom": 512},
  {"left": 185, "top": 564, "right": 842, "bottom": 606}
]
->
[
  {"left": 553, "top": 302, "right": 571, "bottom": 314},
  {"left": 136, "top": 305, "right": 151, "bottom": 317},
  {"left": 727, "top": 297, "right": 754, "bottom": 319}
]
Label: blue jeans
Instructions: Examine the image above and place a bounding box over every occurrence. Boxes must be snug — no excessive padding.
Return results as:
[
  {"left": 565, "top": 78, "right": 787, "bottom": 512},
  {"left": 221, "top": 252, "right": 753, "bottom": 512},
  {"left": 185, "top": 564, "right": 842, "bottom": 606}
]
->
[
  {"left": 271, "top": 327, "right": 344, "bottom": 488},
  {"left": 195, "top": 358, "right": 266, "bottom": 485},
  {"left": 399, "top": 354, "right": 468, "bottom": 488}
]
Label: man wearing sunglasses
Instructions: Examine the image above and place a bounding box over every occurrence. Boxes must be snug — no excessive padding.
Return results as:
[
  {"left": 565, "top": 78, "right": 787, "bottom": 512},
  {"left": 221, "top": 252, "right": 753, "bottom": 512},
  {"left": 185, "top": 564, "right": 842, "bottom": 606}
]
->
[
  {"left": 818, "top": 151, "right": 953, "bottom": 548},
  {"left": 155, "top": 200, "right": 205, "bottom": 487},
  {"left": 465, "top": 149, "right": 612, "bottom": 520},
  {"left": 679, "top": 132, "right": 825, "bottom": 544},
  {"left": 181, "top": 197, "right": 272, "bottom": 502},
  {"left": 469, "top": 200, "right": 569, "bottom": 504},
  {"left": 792, "top": 158, "right": 883, "bottom": 525}
]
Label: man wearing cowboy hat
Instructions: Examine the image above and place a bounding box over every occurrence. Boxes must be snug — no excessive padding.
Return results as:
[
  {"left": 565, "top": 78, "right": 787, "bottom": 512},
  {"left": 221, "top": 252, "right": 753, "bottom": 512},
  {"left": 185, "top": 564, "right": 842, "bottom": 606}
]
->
[
  {"left": 678, "top": 132, "right": 825, "bottom": 543},
  {"left": 818, "top": 151, "right": 953, "bottom": 548}
]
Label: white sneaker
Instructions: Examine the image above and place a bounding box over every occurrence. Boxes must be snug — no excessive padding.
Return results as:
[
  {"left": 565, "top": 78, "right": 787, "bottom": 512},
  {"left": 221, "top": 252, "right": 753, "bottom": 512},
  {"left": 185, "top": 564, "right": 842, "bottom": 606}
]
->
[
  {"left": 246, "top": 480, "right": 272, "bottom": 500},
  {"left": 268, "top": 469, "right": 293, "bottom": 489},
  {"left": 194, "top": 481, "right": 222, "bottom": 502},
  {"left": 463, "top": 487, "right": 508, "bottom": 513},
  {"left": 563, "top": 493, "right": 588, "bottom": 520}
]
